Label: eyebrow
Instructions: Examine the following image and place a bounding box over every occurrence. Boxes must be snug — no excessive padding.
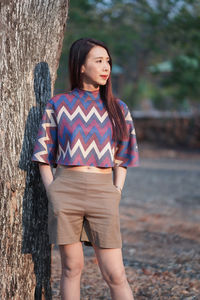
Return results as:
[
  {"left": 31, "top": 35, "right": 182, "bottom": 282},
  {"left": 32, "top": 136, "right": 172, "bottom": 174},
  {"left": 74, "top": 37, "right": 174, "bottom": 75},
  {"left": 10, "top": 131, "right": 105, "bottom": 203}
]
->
[{"left": 94, "top": 56, "right": 110, "bottom": 60}]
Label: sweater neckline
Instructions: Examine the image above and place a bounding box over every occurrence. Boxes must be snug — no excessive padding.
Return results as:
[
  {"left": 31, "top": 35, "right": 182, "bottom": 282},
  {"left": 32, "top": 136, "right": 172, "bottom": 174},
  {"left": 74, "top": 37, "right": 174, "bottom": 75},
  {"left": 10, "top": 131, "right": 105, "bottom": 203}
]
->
[{"left": 74, "top": 87, "right": 100, "bottom": 99}]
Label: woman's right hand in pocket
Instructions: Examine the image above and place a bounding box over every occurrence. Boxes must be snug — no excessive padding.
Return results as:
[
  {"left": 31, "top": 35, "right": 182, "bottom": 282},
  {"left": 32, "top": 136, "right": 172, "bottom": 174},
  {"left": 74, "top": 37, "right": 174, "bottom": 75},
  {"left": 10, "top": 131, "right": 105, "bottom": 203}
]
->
[
  {"left": 39, "top": 163, "right": 54, "bottom": 190},
  {"left": 45, "top": 180, "right": 54, "bottom": 192}
]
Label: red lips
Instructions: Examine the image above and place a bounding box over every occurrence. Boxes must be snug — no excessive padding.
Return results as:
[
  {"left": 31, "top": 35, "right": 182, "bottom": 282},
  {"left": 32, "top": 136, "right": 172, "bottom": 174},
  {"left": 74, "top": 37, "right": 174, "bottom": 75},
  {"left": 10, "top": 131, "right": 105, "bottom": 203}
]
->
[{"left": 100, "top": 75, "right": 108, "bottom": 79}]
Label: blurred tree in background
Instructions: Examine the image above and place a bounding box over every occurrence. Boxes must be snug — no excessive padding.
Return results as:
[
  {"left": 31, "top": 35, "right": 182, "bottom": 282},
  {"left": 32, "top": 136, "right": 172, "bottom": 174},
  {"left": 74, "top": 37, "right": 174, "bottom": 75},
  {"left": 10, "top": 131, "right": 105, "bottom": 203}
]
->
[{"left": 55, "top": 0, "right": 200, "bottom": 112}]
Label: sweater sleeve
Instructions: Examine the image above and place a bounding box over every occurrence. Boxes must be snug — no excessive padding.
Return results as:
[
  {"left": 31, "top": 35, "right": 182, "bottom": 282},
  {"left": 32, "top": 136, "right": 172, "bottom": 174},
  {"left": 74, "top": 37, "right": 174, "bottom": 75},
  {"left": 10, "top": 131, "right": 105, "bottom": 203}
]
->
[
  {"left": 114, "top": 103, "right": 139, "bottom": 167},
  {"left": 31, "top": 100, "right": 58, "bottom": 165}
]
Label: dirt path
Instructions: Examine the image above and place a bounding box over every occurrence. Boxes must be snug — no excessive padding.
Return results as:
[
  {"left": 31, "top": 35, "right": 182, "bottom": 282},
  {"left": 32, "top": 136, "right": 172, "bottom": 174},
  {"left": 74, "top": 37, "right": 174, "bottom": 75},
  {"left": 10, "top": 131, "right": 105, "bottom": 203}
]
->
[{"left": 51, "top": 143, "right": 200, "bottom": 299}]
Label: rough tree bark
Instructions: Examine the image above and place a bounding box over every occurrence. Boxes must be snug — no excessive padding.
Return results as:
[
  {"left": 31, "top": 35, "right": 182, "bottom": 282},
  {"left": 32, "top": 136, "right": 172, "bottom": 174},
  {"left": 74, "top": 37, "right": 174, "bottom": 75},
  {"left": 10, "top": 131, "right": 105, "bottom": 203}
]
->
[{"left": 0, "top": 1, "right": 68, "bottom": 299}]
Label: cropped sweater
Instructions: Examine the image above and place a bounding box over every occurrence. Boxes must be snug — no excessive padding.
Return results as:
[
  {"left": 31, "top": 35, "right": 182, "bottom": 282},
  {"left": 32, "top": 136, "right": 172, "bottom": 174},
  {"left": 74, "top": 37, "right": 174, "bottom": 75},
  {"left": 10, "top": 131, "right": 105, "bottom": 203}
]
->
[{"left": 31, "top": 87, "right": 139, "bottom": 168}]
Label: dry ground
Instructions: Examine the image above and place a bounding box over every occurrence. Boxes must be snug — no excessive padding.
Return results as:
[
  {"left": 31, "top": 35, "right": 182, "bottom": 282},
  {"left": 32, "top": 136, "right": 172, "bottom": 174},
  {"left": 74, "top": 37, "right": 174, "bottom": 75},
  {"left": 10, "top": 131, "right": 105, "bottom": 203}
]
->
[{"left": 51, "top": 142, "right": 200, "bottom": 299}]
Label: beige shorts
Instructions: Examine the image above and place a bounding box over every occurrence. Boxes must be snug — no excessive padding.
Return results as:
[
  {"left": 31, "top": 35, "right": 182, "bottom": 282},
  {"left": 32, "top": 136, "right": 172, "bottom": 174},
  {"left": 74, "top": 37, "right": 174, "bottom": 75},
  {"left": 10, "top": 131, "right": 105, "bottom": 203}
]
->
[{"left": 46, "top": 165, "right": 122, "bottom": 248}]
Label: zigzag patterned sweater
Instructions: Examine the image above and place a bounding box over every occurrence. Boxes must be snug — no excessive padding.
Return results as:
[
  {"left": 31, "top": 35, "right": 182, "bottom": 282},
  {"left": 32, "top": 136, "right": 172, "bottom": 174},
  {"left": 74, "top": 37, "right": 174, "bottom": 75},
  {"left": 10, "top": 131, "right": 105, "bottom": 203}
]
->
[{"left": 31, "top": 87, "right": 139, "bottom": 168}]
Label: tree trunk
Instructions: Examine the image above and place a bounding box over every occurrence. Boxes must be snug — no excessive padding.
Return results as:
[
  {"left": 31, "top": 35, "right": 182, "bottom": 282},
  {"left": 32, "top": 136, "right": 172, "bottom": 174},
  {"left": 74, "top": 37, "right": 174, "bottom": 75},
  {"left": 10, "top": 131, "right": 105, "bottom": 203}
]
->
[{"left": 0, "top": 1, "right": 68, "bottom": 299}]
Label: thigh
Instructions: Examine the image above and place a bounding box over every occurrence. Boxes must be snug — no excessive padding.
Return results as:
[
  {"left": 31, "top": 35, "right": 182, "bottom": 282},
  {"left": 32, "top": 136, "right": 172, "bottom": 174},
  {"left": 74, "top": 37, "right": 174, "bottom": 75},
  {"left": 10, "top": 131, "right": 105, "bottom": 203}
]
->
[
  {"left": 47, "top": 167, "right": 86, "bottom": 245},
  {"left": 59, "top": 242, "right": 84, "bottom": 269},
  {"left": 92, "top": 244, "right": 125, "bottom": 277},
  {"left": 83, "top": 178, "right": 122, "bottom": 249}
]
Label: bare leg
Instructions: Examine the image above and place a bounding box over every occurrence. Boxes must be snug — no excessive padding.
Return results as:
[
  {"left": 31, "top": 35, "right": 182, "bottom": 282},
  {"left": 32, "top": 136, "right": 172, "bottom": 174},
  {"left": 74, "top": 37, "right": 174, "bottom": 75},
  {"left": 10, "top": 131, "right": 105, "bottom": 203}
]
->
[
  {"left": 59, "top": 242, "right": 84, "bottom": 300},
  {"left": 93, "top": 244, "right": 134, "bottom": 300}
]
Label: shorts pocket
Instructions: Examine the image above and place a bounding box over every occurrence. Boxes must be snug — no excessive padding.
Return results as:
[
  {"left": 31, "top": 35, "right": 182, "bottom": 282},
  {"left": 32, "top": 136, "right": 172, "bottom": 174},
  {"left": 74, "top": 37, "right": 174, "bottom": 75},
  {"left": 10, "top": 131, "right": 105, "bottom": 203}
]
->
[
  {"left": 46, "top": 176, "right": 59, "bottom": 193},
  {"left": 112, "top": 184, "right": 122, "bottom": 196}
]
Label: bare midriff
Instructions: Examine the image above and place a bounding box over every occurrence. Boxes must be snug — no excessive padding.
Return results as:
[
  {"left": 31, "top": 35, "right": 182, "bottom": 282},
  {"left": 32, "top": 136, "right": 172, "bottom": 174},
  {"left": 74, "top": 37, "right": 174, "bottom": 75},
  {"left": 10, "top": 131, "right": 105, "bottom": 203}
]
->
[{"left": 62, "top": 165, "right": 113, "bottom": 174}]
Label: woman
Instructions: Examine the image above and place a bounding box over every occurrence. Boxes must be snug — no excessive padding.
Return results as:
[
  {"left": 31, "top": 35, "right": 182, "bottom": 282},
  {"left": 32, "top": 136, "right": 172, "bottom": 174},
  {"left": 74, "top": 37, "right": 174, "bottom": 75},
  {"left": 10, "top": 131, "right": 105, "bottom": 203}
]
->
[{"left": 32, "top": 37, "right": 139, "bottom": 300}]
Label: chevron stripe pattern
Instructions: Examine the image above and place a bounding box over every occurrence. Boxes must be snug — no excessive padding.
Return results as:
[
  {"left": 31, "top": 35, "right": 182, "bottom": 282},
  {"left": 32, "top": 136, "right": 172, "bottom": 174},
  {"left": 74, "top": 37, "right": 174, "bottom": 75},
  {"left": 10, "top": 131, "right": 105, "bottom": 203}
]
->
[{"left": 32, "top": 88, "right": 139, "bottom": 167}]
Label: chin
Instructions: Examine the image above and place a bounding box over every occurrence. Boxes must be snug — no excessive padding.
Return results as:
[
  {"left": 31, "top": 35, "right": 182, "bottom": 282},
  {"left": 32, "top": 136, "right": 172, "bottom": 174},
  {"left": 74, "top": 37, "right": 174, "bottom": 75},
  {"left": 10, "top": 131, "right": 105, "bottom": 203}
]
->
[{"left": 98, "top": 80, "right": 108, "bottom": 86}]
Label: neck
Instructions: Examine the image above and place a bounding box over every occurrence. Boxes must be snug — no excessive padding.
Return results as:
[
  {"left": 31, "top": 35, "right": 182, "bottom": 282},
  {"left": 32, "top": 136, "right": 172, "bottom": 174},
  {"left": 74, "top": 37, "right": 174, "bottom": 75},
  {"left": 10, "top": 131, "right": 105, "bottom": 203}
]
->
[{"left": 81, "top": 83, "right": 100, "bottom": 92}]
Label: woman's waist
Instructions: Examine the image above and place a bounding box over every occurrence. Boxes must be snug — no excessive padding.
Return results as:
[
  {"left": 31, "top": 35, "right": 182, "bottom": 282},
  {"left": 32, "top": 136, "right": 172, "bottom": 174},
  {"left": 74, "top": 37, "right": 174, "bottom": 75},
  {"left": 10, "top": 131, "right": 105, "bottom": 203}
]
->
[{"left": 57, "top": 164, "right": 112, "bottom": 174}]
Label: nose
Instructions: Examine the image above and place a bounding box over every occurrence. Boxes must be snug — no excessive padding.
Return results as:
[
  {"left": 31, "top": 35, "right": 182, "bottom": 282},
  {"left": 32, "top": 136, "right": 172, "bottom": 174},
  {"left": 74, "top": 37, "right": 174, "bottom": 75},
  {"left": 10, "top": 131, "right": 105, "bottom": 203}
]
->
[{"left": 103, "top": 61, "right": 110, "bottom": 71}]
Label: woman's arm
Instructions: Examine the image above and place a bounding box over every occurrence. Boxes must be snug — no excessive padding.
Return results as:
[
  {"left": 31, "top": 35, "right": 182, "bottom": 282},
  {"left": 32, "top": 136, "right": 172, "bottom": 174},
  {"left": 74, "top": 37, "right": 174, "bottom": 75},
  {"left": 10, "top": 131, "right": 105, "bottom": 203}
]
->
[
  {"left": 112, "top": 166, "right": 127, "bottom": 193},
  {"left": 39, "top": 163, "right": 54, "bottom": 190}
]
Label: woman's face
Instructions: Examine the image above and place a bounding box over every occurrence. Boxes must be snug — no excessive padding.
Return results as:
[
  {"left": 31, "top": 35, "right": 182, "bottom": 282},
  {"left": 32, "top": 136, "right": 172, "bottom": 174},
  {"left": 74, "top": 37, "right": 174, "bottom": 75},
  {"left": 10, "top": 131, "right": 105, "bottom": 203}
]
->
[{"left": 81, "top": 46, "right": 111, "bottom": 90}]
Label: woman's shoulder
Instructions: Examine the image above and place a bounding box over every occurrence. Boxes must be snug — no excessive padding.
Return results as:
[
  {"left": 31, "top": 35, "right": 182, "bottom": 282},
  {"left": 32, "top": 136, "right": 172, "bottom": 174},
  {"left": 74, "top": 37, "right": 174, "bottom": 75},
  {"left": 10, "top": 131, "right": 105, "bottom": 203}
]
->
[
  {"left": 115, "top": 97, "right": 130, "bottom": 115},
  {"left": 44, "top": 90, "right": 77, "bottom": 109},
  {"left": 49, "top": 90, "right": 75, "bottom": 103}
]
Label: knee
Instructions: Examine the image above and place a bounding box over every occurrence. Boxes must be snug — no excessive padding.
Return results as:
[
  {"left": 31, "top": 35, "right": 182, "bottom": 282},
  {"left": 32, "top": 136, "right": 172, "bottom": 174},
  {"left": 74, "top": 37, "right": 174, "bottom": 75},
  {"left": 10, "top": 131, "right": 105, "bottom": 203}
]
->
[
  {"left": 103, "top": 269, "right": 127, "bottom": 287},
  {"left": 61, "top": 261, "right": 84, "bottom": 279}
]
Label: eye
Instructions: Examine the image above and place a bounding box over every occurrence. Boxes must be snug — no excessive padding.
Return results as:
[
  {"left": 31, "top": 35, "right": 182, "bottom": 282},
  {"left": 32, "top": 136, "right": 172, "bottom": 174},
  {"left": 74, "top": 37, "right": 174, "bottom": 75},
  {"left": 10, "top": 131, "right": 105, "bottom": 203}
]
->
[{"left": 96, "top": 59, "right": 102, "bottom": 63}]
